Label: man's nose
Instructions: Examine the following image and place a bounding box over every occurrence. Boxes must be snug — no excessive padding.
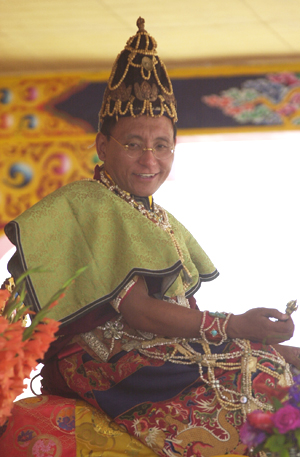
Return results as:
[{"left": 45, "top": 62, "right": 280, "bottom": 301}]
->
[{"left": 138, "top": 148, "right": 158, "bottom": 166}]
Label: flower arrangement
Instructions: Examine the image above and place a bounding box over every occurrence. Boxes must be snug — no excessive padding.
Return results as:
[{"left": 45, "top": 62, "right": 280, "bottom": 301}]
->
[
  {"left": 240, "top": 376, "right": 300, "bottom": 457},
  {"left": 0, "top": 267, "right": 85, "bottom": 427}
]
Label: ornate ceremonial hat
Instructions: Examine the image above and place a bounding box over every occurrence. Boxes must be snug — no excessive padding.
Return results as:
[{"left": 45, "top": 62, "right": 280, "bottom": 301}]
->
[{"left": 99, "top": 17, "right": 177, "bottom": 128}]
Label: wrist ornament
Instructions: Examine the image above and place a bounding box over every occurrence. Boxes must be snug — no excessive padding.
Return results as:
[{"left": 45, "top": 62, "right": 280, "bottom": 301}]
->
[{"left": 199, "top": 311, "right": 232, "bottom": 345}]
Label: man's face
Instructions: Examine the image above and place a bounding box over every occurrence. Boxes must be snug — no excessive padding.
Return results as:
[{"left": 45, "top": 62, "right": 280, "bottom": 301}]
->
[{"left": 96, "top": 116, "right": 175, "bottom": 197}]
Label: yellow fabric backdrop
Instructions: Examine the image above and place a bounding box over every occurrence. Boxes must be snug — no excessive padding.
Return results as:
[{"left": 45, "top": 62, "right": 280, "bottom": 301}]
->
[
  {"left": 0, "top": 74, "right": 102, "bottom": 237},
  {"left": 1, "top": 64, "right": 300, "bottom": 236}
]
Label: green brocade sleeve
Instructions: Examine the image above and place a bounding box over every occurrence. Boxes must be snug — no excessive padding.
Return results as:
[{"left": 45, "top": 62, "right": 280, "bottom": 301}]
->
[{"left": 4, "top": 180, "right": 218, "bottom": 326}]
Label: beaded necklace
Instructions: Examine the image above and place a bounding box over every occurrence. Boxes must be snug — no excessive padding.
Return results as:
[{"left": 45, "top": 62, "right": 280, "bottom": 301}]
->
[{"left": 92, "top": 168, "right": 193, "bottom": 289}]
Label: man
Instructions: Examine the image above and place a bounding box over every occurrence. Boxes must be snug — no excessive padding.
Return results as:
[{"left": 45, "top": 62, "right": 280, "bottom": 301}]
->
[
  {"left": 95, "top": 114, "right": 295, "bottom": 347},
  {"left": 2, "top": 17, "right": 300, "bottom": 457}
]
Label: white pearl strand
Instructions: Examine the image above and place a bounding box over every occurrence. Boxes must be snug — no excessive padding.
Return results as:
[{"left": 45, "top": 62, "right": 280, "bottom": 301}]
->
[{"left": 96, "top": 315, "right": 292, "bottom": 418}]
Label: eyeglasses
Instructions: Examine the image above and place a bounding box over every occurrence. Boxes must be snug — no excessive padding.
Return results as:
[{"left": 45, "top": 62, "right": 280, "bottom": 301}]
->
[{"left": 110, "top": 135, "right": 174, "bottom": 159}]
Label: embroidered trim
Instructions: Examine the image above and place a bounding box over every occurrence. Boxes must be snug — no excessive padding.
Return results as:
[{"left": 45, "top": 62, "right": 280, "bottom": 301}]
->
[
  {"left": 110, "top": 275, "right": 139, "bottom": 313},
  {"left": 199, "top": 311, "right": 232, "bottom": 346},
  {"left": 81, "top": 331, "right": 110, "bottom": 362},
  {"left": 166, "top": 295, "right": 190, "bottom": 308}
]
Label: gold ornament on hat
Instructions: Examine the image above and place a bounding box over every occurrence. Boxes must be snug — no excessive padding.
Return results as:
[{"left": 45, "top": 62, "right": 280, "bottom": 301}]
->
[
  {"left": 98, "top": 17, "right": 177, "bottom": 128},
  {"left": 141, "top": 56, "right": 154, "bottom": 72}
]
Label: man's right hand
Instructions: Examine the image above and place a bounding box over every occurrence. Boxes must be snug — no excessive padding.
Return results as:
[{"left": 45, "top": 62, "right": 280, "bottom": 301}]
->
[{"left": 227, "top": 307, "right": 295, "bottom": 344}]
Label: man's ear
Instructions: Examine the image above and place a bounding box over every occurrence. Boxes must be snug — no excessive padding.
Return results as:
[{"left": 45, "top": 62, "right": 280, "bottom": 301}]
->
[{"left": 96, "top": 132, "right": 108, "bottom": 161}]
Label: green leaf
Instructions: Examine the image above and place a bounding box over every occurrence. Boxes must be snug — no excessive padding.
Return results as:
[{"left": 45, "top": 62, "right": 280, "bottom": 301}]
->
[
  {"left": 3, "top": 283, "right": 26, "bottom": 319},
  {"left": 265, "top": 434, "right": 286, "bottom": 452},
  {"left": 13, "top": 304, "right": 31, "bottom": 323},
  {"left": 273, "top": 397, "right": 284, "bottom": 411},
  {"left": 2, "top": 265, "right": 87, "bottom": 340},
  {"left": 280, "top": 449, "right": 290, "bottom": 457},
  {"left": 14, "top": 267, "right": 50, "bottom": 286},
  {"left": 295, "top": 429, "right": 300, "bottom": 447}
]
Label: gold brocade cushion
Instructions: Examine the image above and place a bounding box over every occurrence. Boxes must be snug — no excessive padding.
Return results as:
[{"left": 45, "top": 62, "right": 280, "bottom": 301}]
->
[{"left": 0, "top": 395, "right": 157, "bottom": 456}]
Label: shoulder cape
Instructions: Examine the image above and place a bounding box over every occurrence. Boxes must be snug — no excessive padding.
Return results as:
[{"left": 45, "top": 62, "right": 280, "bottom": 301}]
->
[{"left": 4, "top": 180, "right": 219, "bottom": 326}]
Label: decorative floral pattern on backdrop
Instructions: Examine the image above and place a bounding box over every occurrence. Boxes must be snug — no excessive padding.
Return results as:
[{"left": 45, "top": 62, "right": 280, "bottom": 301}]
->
[
  {"left": 202, "top": 72, "right": 300, "bottom": 126},
  {"left": 0, "top": 75, "right": 101, "bottom": 237},
  {"left": 0, "top": 77, "right": 94, "bottom": 139},
  {"left": 0, "top": 140, "right": 99, "bottom": 235}
]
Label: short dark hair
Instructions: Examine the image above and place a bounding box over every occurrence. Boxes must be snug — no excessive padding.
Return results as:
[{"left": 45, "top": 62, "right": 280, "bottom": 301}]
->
[
  {"left": 99, "top": 117, "right": 118, "bottom": 137},
  {"left": 100, "top": 116, "right": 177, "bottom": 141}
]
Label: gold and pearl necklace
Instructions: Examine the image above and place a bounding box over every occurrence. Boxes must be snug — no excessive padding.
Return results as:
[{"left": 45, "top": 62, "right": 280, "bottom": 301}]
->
[{"left": 93, "top": 168, "right": 193, "bottom": 289}]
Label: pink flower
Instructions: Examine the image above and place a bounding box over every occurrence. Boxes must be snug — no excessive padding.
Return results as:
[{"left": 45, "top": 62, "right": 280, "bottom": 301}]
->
[
  {"left": 273, "top": 404, "right": 300, "bottom": 434},
  {"left": 248, "top": 410, "right": 274, "bottom": 433}
]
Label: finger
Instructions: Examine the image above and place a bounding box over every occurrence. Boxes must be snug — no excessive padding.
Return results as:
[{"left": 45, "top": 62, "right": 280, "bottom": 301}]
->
[
  {"left": 262, "top": 308, "right": 291, "bottom": 321},
  {"left": 277, "top": 313, "right": 290, "bottom": 322},
  {"left": 266, "top": 315, "right": 294, "bottom": 336},
  {"left": 273, "top": 320, "right": 295, "bottom": 338}
]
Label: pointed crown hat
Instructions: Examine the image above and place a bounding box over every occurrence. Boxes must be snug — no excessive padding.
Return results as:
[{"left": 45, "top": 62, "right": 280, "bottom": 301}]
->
[{"left": 98, "top": 17, "right": 177, "bottom": 128}]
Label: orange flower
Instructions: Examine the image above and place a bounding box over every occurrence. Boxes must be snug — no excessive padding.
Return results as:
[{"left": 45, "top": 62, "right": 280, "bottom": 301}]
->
[
  {"left": 49, "top": 300, "right": 58, "bottom": 309},
  {"left": 0, "top": 314, "right": 58, "bottom": 426},
  {"left": 0, "top": 289, "right": 10, "bottom": 306},
  {"left": 0, "top": 268, "right": 76, "bottom": 426},
  {"left": 39, "top": 318, "right": 60, "bottom": 338},
  {"left": 1, "top": 320, "right": 24, "bottom": 354},
  {"left": 0, "top": 335, "right": 8, "bottom": 351},
  {"left": 44, "top": 316, "right": 60, "bottom": 328},
  {"left": 0, "top": 316, "right": 9, "bottom": 334},
  {"left": 23, "top": 340, "right": 44, "bottom": 365},
  {"left": 0, "top": 323, "right": 27, "bottom": 426},
  {"left": 23, "top": 318, "right": 60, "bottom": 364}
]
